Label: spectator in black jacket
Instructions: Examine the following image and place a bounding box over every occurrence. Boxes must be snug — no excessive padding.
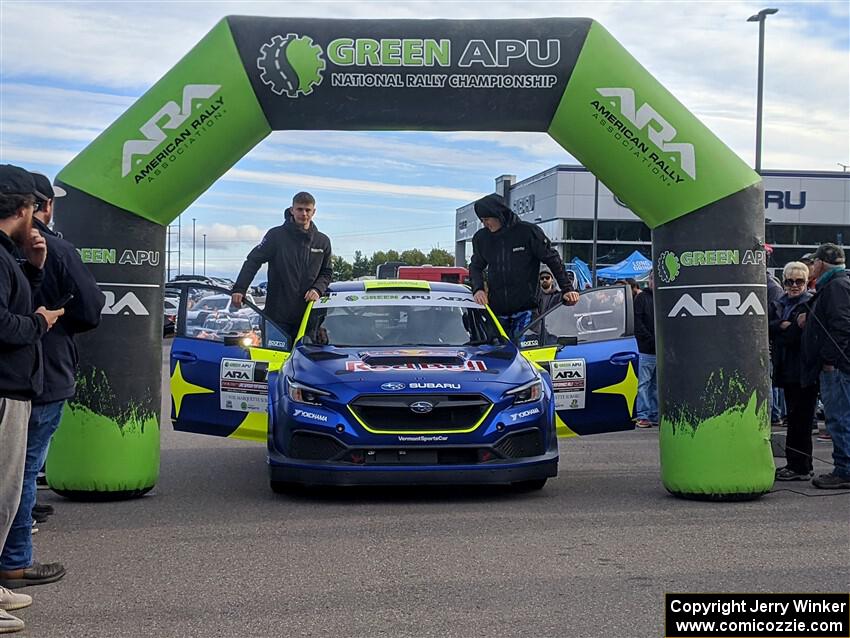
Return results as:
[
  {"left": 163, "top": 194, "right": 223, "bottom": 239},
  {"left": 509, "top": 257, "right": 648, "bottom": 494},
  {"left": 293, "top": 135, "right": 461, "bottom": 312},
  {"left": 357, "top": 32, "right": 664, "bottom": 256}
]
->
[
  {"left": 0, "top": 173, "right": 104, "bottom": 591},
  {"left": 231, "top": 192, "right": 332, "bottom": 347},
  {"left": 0, "top": 165, "right": 63, "bottom": 631},
  {"left": 799, "top": 243, "right": 850, "bottom": 489},
  {"left": 769, "top": 261, "right": 816, "bottom": 480},
  {"left": 633, "top": 273, "right": 657, "bottom": 428},
  {"left": 469, "top": 194, "right": 578, "bottom": 341}
]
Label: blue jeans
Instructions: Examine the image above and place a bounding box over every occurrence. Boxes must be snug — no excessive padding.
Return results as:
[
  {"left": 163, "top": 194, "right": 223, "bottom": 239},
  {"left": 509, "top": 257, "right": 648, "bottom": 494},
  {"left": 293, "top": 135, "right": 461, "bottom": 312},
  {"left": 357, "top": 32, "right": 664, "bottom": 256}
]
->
[
  {"left": 497, "top": 310, "right": 534, "bottom": 343},
  {"left": 636, "top": 353, "right": 658, "bottom": 422},
  {"left": 771, "top": 387, "right": 786, "bottom": 422},
  {"left": 0, "top": 400, "right": 65, "bottom": 570},
  {"left": 820, "top": 369, "right": 850, "bottom": 479}
]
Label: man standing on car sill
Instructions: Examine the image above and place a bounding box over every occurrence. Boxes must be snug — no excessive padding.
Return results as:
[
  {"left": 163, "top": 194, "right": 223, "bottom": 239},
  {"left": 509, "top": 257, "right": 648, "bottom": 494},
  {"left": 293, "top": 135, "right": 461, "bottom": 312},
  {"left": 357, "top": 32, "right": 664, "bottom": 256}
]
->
[
  {"left": 0, "top": 173, "right": 104, "bottom": 592},
  {"left": 470, "top": 193, "right": 579, "bottom": 341},
  {"left": 231, "top": 192, "right": 332, "bottom": 347},
  {"left": 0, "top": 165, "right": 64, "bottom": 633}
]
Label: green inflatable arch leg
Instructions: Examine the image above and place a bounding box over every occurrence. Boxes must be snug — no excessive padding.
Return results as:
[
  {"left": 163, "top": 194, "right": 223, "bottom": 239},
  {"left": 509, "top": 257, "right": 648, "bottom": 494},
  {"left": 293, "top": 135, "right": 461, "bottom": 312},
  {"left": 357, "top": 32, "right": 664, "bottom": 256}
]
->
[{"left": 49, "top": 16, "right": 772, "bottom": 500}]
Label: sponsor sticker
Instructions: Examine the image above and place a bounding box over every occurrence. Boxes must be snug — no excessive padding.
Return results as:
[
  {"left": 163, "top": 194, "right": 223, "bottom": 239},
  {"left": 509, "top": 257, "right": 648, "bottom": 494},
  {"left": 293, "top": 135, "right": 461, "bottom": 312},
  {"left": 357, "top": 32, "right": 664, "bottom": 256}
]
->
[
  {"left": 551, "top": 359, "right": 586, "bottom": 410},
  {"left": 220, "top": 358, "right": 268, "bottom": 412},
  {"left": 510, "top": 407, "right": 541, "bottom": 422},
  {"left": 345, "top": 360, "right": 486, "bottom": 372}
]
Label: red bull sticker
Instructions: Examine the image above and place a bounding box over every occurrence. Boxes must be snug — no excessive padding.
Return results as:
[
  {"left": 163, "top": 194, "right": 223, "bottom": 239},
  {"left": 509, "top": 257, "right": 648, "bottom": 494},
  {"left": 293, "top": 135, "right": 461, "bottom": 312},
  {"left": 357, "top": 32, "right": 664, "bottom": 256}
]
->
[{"left": 345, "top": 360, "right": 487, "bottom": 372}]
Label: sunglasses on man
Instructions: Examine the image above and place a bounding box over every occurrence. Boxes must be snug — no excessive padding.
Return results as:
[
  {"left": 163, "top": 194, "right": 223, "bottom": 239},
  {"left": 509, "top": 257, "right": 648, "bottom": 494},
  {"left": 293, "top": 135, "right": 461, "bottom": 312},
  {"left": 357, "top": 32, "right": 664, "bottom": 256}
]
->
[{"left": 539, "top": 275, "right": 552, "bottom": 281}]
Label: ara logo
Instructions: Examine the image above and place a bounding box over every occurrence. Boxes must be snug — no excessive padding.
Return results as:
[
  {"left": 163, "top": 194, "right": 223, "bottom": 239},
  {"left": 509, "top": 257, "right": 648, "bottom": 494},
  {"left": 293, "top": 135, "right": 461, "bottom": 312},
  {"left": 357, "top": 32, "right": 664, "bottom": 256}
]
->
[
  {"left": 121, "top": 84, "right": 221, "bottom": 177},
  {"left": 223, "top": 370, "right": 251, "bottom": 380},
  {"left": 553, "top": 369, "right": 582, "bottom": 380},
  {"left": 595, "top": 87, "right": 696, "bottom": 181},
  {"left": 668, "top": 292, "right": 765, "bottom": 318},
  {"left": 257, "top": 34, "right": 326, "bottom": 98},
  {"left": 101, "top": 291, "right": 149, "bottom": 316}
]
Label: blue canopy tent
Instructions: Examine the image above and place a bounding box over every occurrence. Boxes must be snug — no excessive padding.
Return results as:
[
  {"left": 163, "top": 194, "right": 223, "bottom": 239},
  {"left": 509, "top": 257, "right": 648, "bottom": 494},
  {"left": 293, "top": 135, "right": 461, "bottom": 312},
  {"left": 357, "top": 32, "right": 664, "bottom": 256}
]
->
[
  {"left": 568, "top": 257, "right": 594, "bottom": 290},
  {"left": 596, "top": 250, "right": 652, "bottom": 280}
]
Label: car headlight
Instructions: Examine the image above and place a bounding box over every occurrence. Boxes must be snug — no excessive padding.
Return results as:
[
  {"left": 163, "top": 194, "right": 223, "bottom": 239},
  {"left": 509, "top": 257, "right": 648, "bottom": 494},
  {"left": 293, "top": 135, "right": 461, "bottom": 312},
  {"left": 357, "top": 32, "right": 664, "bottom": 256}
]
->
[
  {"left": 287, "top": 378, "right": 331, "bottom": 406},
  {"left": 506, "top": 378, "right": 543, "bottom": 405}
]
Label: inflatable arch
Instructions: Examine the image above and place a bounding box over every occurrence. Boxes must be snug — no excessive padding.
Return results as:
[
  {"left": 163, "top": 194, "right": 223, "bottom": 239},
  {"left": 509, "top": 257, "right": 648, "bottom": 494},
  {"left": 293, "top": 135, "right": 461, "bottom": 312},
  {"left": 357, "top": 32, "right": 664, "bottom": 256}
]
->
[{"left": 48, "top": 17, "right": 773, "bottom": 499}]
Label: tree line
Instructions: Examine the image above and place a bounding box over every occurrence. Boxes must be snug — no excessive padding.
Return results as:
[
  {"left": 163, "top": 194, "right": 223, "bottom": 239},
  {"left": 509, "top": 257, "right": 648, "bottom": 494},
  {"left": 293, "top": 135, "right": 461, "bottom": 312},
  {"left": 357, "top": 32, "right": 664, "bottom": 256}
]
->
[{"left": 332, "top": 248, "right": 455, "bottom": 281}]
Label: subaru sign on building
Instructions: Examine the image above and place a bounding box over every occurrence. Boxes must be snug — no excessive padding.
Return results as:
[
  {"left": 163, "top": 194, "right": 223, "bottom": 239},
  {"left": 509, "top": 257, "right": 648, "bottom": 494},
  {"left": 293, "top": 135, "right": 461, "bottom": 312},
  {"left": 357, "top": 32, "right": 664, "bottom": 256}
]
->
[{"left": 456, "top": 166, "right": 849, "bottom": 270}]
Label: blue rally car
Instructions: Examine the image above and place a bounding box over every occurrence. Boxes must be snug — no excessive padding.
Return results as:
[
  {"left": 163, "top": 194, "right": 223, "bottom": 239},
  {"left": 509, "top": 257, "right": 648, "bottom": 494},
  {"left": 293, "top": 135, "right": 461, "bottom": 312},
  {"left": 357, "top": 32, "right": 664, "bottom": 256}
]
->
[{"left": 168, "top": 280, "right": 638, "bottom": 492}]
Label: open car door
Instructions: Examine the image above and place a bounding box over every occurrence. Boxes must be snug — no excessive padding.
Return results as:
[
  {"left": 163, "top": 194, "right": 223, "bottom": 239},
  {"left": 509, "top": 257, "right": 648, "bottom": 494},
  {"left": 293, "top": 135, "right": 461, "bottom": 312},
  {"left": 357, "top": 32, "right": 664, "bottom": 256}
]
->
[
  {"left": 518, "top": 285, "right": 639, "bottom": 437},
  {"left": 168, "top": 283, "right": 294, "bottom": 442}
]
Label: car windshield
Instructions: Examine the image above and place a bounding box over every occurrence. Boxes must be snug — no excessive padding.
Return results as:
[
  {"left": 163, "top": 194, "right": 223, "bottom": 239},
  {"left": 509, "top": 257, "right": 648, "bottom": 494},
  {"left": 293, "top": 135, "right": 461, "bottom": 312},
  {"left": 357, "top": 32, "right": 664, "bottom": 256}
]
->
[{"left": 303, "top": 303, "right": 505, "bottom": 347}]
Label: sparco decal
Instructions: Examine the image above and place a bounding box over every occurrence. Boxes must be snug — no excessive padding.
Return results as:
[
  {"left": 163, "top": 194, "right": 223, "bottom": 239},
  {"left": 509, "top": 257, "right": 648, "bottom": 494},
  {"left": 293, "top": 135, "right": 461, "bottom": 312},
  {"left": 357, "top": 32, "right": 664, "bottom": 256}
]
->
[
  {"left": 101, "top": 291, "right": 149, "bottom": 316},
  {"left": 122, "top": 84, "right": 225, "bottom": 183},
  {"left": 668, "top": 292, "right": 766, "bottom": 318},
  {"left": 656, "top": 249, "right": 766, "bottom": 284},
  {"left": 345, "top": 361, "right": 487, "bottom": 372},
  {"left": 591, "top": 87, "right": 696, "bottom": 185}
]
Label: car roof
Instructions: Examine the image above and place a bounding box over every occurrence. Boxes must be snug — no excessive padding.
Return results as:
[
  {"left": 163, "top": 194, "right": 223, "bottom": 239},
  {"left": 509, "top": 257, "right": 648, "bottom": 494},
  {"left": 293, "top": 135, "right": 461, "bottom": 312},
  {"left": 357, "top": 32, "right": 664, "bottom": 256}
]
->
[{"left": 327, "top": 280, "right": 471, "bottom": 294}]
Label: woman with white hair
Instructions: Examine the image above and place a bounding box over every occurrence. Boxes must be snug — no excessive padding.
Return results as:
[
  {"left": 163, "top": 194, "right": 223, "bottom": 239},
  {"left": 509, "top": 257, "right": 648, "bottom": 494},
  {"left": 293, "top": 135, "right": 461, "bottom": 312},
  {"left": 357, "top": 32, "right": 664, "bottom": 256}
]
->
[{"left": 769, "top": 261, "right": 817, "bottom": 481}]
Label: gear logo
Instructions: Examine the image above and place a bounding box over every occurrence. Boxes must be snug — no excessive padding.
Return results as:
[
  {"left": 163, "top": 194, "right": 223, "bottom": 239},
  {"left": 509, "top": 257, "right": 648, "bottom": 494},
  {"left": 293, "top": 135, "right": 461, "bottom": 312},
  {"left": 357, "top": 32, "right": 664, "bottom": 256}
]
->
[
  {"left": 257, "top": 34, "right": 325, "bottom": 98},
  {"left": 657, "top": 250, "right": 681, "bottom": 284}
]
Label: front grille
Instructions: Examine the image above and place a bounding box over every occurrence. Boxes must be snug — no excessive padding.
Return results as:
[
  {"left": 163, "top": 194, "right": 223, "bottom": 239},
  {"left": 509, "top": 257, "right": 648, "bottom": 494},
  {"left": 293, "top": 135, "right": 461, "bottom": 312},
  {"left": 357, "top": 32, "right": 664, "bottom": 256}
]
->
[
  {"left": 289, "top": 432, "right": 345, "bottom": 460},
  {"left": 350, "top": 394, "right": 490, "bottom": 432},
  {"left": 494, "top": 429, "right": 544, "bottom": 459}
]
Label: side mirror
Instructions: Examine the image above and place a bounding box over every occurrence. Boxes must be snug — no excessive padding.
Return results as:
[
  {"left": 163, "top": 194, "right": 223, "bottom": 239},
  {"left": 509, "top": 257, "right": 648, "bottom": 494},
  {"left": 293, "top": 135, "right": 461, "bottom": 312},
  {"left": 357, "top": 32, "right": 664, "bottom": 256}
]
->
[
  {"left": 556, "top": 335, "right": 578, "bottom": 348},
  {"left": 223, "top": 335, "right": 253, "bottom": 349}
]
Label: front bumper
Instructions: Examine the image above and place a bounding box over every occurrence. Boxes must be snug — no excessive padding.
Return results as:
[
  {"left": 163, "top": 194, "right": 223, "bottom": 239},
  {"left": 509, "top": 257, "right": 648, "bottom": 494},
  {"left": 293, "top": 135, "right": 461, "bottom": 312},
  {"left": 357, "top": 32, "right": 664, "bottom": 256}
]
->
[{"left": 269, "top": 452, "right": 558, "bottom": 486}]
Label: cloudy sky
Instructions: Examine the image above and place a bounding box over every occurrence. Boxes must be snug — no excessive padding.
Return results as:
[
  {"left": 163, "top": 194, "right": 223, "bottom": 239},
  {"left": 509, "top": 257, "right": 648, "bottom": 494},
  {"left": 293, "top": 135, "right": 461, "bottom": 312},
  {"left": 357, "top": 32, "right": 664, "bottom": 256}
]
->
[{"left": 1, "top": 0, "right": 847, "bottom": 279}]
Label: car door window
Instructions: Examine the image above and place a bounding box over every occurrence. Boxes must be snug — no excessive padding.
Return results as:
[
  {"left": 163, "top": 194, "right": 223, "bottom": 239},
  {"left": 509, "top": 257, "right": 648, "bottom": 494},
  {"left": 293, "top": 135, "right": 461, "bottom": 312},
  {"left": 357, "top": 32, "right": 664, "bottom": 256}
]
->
[
  {"left": 522, "top": 286, "right": 630, "bottom": 347},
  {"left": 176, "top": 284, "right": 288, "bottom": 351}
]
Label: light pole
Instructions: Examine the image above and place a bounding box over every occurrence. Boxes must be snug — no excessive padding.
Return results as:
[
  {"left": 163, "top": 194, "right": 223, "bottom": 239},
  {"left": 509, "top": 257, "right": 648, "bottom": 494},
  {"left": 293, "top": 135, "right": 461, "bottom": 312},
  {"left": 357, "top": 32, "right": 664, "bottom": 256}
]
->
[
  {"left": 747, "top": 8, "right": 778, "bottom": 173},
  {"left": 591, "top": 176, "right": 599, "bottom": 287},
  {"left": 203, "top": 233, "right": 207, "bottom": 276},
  {"left": 192, "top": 217, "right": 196, "bottom": 275}
]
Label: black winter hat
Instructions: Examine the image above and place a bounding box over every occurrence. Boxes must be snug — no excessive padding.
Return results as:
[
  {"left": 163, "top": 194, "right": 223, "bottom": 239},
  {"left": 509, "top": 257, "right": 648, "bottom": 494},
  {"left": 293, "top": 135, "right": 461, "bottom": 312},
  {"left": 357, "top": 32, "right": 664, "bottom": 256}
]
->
[{"left": 813, "top": 243, "right": 845, "bottom": 266}]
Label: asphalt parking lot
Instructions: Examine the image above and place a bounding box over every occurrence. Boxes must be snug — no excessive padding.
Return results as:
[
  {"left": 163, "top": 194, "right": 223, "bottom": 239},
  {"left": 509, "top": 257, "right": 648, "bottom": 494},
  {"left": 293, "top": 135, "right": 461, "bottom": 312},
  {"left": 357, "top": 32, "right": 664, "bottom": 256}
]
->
[{"left": 15, "top": 345, "right": 850, "bottom": 638}]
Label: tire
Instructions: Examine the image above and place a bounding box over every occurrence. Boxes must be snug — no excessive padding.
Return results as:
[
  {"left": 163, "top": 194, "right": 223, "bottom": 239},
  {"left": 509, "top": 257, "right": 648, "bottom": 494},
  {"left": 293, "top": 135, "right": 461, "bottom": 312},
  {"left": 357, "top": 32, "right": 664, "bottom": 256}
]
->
[
  {"left": 270, "top": 480, "right": 303, "bottom": 495},
  {"left": 512, "top": 478, "right": 547, "bottom": 492}
]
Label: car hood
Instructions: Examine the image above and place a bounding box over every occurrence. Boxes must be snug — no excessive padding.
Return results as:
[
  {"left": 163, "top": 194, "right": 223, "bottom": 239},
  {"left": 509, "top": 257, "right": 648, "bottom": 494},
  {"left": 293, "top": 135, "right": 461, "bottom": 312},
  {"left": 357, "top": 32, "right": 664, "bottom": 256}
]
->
[{"left": 286, "top": 344, "right": 538, "bottom": 392}]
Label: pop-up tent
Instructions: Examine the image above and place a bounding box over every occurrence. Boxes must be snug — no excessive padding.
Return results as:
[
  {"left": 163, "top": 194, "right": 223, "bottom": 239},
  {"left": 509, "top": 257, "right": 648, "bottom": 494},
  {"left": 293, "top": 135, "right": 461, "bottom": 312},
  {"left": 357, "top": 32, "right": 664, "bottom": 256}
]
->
[
  {"left": 568, "top": 257, "right": 594, "bottom": 290},
  {"left": 597, "top": 250, "right": 652, "bottom": 280}
]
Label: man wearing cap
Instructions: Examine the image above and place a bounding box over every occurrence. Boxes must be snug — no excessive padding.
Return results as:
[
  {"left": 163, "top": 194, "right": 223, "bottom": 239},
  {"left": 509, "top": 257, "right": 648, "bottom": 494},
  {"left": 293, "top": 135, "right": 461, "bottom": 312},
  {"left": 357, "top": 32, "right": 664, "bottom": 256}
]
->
[
  {"left": 0, "top": 165, "right": 64, "bottom": 633},
  {"left": 231, "top": 191, "right": 332, "bottom": 348},
  {"left": 536, "top": 265, "right": 562, "bottom": 317},
  {"left": 0, "top": 173, "right": 104, "bottom": 591},
  {"left": 470, "top": 194, "right": 578, "bottom": 341},
  {"left": 799, "top": 243, "right": 850, "bottom": 489}
]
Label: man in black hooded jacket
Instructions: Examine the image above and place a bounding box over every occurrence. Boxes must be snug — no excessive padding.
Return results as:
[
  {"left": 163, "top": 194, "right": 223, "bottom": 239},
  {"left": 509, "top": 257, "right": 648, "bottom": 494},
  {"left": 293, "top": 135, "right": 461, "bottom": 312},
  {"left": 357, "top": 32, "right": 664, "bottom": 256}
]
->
[
  {"left": 469, "top": 194, "right": 578, "bottom": 340},
  {"left": 232, "top": 192, "right": 332, "bottom": 347}
]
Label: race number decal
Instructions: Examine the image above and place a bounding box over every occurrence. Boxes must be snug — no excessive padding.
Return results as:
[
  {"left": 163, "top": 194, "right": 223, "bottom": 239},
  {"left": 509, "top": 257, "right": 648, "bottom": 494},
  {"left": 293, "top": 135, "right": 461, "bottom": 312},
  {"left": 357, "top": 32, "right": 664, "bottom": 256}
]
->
[
  {"left": 220, "top": 358, "right": 269, "bottom": 412},
  {"left": 551, "top": 359, "right": 586, "bottom": 410}
]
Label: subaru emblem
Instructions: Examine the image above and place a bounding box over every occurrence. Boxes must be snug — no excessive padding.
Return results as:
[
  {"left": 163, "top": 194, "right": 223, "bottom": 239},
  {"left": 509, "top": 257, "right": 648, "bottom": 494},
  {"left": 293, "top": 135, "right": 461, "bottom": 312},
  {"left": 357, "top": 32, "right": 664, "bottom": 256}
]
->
[
  {"left": 381, "top": 382, "right": 405, "bottom": 391},
  {"left": 409, "top": 401, "right": 434, "bottom": 414}
]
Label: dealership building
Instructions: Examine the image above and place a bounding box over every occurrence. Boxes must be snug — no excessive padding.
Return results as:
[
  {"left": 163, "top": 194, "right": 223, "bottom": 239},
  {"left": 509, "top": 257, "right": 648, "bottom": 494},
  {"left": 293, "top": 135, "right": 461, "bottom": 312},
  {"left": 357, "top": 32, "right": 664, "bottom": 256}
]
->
[{"left": 455, "top": 166, "right": 849, "bottom": 271}]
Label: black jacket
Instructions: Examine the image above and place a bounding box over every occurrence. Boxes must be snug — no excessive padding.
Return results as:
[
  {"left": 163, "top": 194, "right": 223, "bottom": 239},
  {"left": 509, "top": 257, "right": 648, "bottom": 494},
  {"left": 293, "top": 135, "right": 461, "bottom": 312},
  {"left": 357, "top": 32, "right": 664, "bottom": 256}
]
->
[
  {"left": 233, "top": 219, "right": 332, "bottom": 327},
  {"left": 633, "top": 288, "right": 655, "bottom": 355},
  {"left": 768, "top": 291, "right": 811, "bottom": 388},
  {"left": 31, "top": 218, "right": 104, "bottom": 404},
  {"left": 470, "top": 195, "right": 573, "bottom": 316},
  {"left": 0, "top": 230, "right": 46, "bottom": 401},
  {"left": 801, "top": 268, "right": 850, "bottom": 386}
]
